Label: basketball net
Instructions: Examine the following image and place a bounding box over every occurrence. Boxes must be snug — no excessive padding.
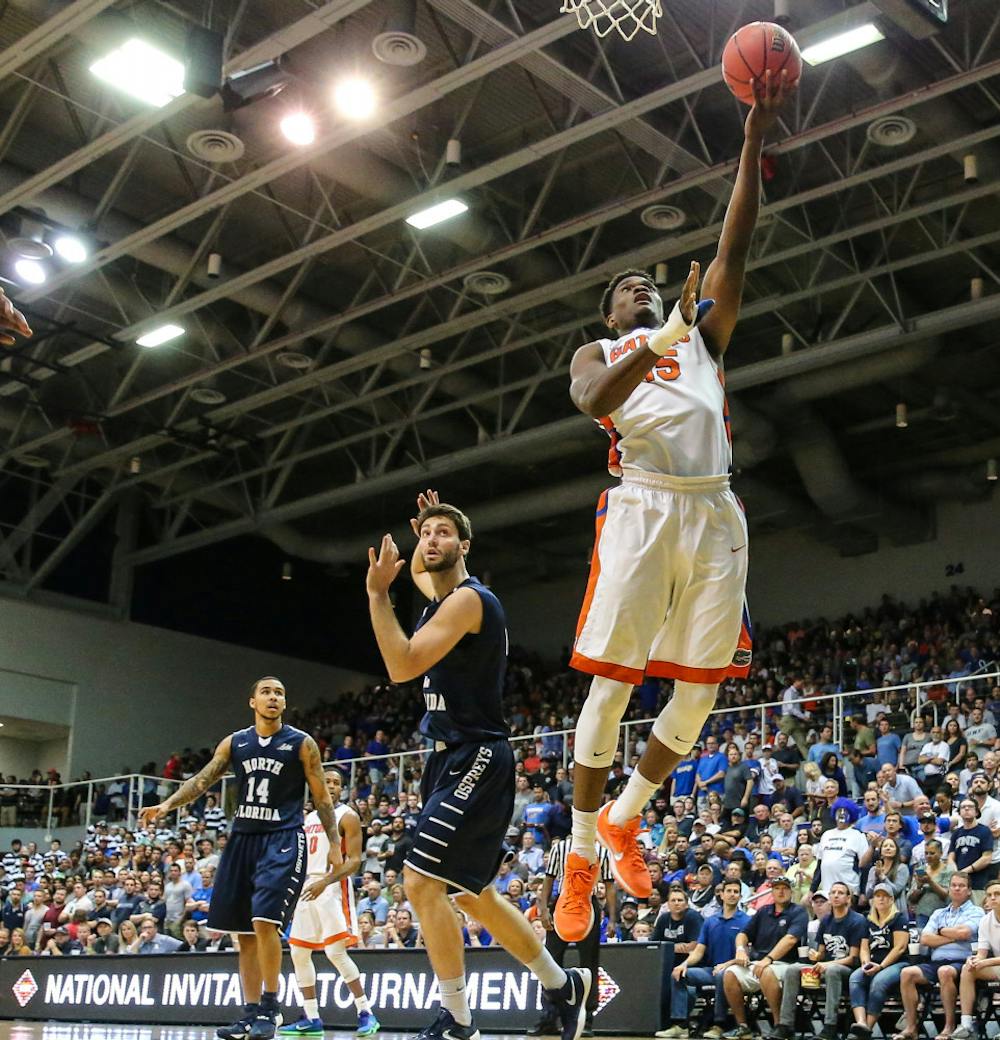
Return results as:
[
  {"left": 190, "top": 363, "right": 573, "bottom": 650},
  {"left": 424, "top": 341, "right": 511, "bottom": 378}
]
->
[{"left": 560, "top": 0, "right": 662, "bottom": 41}]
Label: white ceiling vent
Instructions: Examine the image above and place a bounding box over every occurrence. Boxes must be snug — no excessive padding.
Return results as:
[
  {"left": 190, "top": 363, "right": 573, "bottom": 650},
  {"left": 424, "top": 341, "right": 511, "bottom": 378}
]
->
[
  {"left": 640, "top": 205, "right": 685, "bottom": 230},
  {"left": 186, "top": 129, "right": 246, "bottom": 163},
  {"left": 276, "top": 351, "right": 313, "bottom": 370},
  {"left": 372, "top": 31, "right": 427, "bottom": 66},
  {"left": 190, "top": 387, "right": 226, "bottom": 406},
  {"left": 463, "top": 270, "right": 511, "bottom": 295},
  {"left": 866, "top": 116, "right": 916, "bottom": 147}
]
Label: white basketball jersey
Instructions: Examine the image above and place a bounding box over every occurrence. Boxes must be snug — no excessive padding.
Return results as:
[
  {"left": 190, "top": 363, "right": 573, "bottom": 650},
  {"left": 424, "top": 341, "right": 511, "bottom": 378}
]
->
[
  {"left": 303, "top": 803, "right": 353, "bottom": 877},
  {"left": 596, "top": 325, "right": 731, "bottom": 478}
]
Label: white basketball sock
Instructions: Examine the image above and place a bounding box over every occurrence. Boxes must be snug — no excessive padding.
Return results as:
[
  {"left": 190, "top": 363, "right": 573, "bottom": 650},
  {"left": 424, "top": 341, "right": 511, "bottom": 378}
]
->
[
  {"left": 439, "top": 976, "right": 472, "bottom": 1026},
  {"left": 304, "top": 999, "right": 319, "bottom": 1020},
  {"left": 528, "top": 949, "right": 568, "bottom": 991},
  {"left": 570, "top": 808, "right": 599, "bottom": 863},
  {"left": 609, "top": 767, "right": 659, "bottom": 826}
]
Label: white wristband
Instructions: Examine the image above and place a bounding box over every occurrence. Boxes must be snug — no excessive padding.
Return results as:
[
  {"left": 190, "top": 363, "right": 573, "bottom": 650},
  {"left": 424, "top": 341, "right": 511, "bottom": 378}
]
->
[{"left": 646, "top": 298, "right": 714, "bottom": 356}]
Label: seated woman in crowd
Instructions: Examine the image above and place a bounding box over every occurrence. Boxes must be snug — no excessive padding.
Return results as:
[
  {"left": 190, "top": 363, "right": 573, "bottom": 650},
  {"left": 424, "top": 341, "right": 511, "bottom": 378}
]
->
[
  {"left": 945, "top": 719, "right": 968, "bottom": 774},
  {"left": 865, "top": 837, "right": 910, "bottom": 916},
  {"left": 789, "top": 843, "right": 818, "bottom": 908},
  {"left": 663, "top": 851, "right": 686, "bottom": 886},
  {"left": 819, "top": 751, "right": 849, "bottom": 798},
  {"left": 848, "top": 881, "right": 911, "bottom": 1040},
  {"left": 117, "top": 918, "right": 140, "bottom": 954}
]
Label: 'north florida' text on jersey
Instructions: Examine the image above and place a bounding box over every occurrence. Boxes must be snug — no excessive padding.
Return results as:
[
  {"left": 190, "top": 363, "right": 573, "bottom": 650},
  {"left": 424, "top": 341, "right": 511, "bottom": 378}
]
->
[
  {"left": 229, "top": 724, "right": 308, "bottom": 833},
  {"left": 417, "top": 577, "right": 510, "bottom": 746}
]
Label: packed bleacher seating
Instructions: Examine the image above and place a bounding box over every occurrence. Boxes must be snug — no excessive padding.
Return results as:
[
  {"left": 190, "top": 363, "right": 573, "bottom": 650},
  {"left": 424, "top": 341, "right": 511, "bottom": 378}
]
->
[{"left": 4, "top": 585, "right": 1000, "bottom": 1038}]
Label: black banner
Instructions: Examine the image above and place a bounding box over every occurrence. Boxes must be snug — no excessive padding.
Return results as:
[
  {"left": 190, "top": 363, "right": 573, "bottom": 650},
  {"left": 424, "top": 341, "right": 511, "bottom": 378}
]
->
[{"left": 0, "top": 945, "right": 662, "bottom": 1033}]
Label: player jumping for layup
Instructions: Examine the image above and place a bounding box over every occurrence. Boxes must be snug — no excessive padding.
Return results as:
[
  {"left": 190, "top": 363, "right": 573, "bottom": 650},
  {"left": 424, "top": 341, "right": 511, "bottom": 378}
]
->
[
  {"left": 555, "top": 72, "right": 794, "bottom": 942},
  {"left": 141, "top": 677, "right": 339, "bottom": 1040},
  {"left": 367, "top": 495, "right": 589, "bottom": 1040},
  {"left": 280, "top": 767, "right": 379, "bottom": 1037}
]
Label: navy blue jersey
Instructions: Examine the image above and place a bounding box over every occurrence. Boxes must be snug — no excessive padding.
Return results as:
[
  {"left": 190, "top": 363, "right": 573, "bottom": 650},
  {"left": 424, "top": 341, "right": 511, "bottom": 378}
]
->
[
  {"left": 229, "top": 724, "right": 308, "bottom": 833},
  {"left": 417, "top": 577, "right": 510, "bottom": 745}
]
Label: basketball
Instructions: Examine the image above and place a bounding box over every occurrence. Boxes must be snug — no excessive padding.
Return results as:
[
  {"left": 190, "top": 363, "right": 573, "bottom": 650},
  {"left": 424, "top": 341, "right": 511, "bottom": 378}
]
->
[{"left": 722, "top": 21, "right": 802, "bottom": 105}]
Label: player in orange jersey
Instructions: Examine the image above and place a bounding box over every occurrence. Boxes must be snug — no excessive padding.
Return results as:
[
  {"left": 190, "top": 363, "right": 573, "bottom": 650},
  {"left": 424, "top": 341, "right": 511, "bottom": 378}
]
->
[{"left": 555, "top": 70, "right": 795, "bottom": 943}]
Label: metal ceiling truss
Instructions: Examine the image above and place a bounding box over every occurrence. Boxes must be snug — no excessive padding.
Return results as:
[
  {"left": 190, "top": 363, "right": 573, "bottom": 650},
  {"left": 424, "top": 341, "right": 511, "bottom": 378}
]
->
[{"left": 0, "top": 0, "right": 997, "bottom": 589}]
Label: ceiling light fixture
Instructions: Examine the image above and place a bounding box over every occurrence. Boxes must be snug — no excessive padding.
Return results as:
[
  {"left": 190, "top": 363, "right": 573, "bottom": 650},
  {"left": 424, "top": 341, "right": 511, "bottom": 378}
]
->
[
  {"left": 280, "top": 112, "right": 317, "bottom": 146},
  {"left": 333, "top": 77, "right": 377, "bottom": 120},
  {"left": 405, "top": 198, "right": 468, "bottom": 230},
  {"left": 53, "top": 234, "right": 88, "bottom": 264},
  {"left": 14, "top": 258, "right": 46, "bottom": 285},
  {"left": 136, "top": 324, "right": 185, "bottom": 348},
  {"left": 90, "top": 38, "right": 186, "bottom": 108},
  {"left": 988, "top": 459, "right": 998, "bottom": 482},
  {"left": 895, "top": 402, "right": 908, "bottom": 429},
  {"left": 801, "top": 23, "right": 884, "bottom": 65}
]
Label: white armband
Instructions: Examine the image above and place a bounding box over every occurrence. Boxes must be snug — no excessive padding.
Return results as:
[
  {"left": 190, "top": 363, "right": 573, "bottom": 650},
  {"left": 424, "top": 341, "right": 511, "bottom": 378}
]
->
[{"left": 647, "top": 298, "right": 715, "bottom": 356}]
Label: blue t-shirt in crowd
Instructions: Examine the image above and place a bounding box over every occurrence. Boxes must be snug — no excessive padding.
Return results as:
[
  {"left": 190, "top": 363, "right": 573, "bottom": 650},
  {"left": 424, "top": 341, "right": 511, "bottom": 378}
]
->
[
  {"left": 696, "top": 752, "right": 727, "bottom": 794},
  {"left": 671, "top": 759, "right": 697, "bottom": 798},
  {"left": 521, "top": 800, "right": 553, "bottom": 843},
  {"left": 876, "top": 732, "right": 902, "bottom": 767},
  {"left": 815, "top": 909, "right": 867, "bottom": 961},
  {"left": 858, "top": 812, "right": 886, "bottom": 835},
  {"left": 698, "top": 910, "right": 751, "bottom": 967},
  {"left": 950, "top": 823, "right": 994, "bottom": 888},
  {"left": 808, "top": 742, "right": 840, "bottom": 764}
]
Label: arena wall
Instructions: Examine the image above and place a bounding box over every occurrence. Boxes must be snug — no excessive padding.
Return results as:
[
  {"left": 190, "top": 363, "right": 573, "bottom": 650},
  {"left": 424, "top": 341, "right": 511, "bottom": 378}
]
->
[
  {"left": 498, "top": 493, "right": 1000, "bottom": 660},
  {"left": 0, "top": 596, "right": 377, "bottom": 777}
]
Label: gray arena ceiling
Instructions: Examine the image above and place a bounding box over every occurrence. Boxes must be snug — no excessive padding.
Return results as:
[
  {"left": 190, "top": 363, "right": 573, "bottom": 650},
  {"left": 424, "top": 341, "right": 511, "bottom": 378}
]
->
[{"left": 0, "top": 0, "right": 999, "bottom": 603}]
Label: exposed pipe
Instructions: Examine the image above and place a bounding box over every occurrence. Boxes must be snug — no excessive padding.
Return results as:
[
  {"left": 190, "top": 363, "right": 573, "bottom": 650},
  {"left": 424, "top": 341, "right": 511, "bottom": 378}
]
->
[
  {"left": 784, "top": 407, "right": 930, "bottom": 545},
  {"left": 890, "top": 468, "right": 995, "bottom": 504}
]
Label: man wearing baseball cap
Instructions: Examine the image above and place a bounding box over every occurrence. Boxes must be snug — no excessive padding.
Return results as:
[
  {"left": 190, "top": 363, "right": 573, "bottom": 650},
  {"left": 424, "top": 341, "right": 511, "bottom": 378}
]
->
[
  {"left": 91, "top": 918, "right": 120, "bottom": 955},
  {"left": 774, "top": 880, "right": 865, "bottom": 1040},
  {"left": 720, "top": 874, "right": 807, "bottom": 1040}
]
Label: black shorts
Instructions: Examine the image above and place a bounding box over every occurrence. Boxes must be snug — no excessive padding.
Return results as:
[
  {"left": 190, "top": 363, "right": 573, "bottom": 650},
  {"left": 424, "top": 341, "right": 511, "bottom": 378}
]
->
[
  {"left": 918, "top": 960, "right": 966, "bottom": 985},
  {"left": 207, "top": 828, "right": 306, "bottom": 933},
  {"left": 405, "top": 738, "right": 515, "bottom": 896}
]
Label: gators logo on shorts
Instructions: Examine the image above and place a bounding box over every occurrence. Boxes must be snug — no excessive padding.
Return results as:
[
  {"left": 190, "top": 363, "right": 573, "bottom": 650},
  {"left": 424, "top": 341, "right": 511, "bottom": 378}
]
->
[{"left": 732, "top": 648, "right": 752, "bottom": 667}]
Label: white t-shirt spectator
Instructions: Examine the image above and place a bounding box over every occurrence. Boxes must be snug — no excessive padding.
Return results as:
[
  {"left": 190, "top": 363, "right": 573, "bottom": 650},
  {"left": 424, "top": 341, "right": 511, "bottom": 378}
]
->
[
  {"left": 920, "top": 740, "right": 951, "bottom": 777},
  {"left": 164, "top": 879, "right": 192, "bottom": 923},
  {"left": 63, "top": 892, "right": 94, "bottom": 917},
  {"left": 758, "top": 756, "right": 780, "bottom": 796},
  {"left": 977, "top": 795, "right": 1000, "bottom": 865},
  {"left": 977, "top": 907, "right": 1000, "bottom": 955},
  {"left": 967, "top": 723, "right": 998, "bottom": 759},
  {"left": 817, "top": 825, "right": 869, "bottom": 893}
]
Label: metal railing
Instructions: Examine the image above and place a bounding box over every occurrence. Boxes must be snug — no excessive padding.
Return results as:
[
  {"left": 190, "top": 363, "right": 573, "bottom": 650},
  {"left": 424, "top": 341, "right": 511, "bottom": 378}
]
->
[{"left": 3, "top": 667, "right": 996, "bottom": 836}]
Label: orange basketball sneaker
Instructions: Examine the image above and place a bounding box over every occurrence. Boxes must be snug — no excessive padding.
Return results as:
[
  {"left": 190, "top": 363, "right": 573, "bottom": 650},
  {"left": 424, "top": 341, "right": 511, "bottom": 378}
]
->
[
  {"left": 553, "top": 851, "right": 598, "bottom": 942},
  {"left": 596, "top": 801, "right": 652, "bottom": 898}
]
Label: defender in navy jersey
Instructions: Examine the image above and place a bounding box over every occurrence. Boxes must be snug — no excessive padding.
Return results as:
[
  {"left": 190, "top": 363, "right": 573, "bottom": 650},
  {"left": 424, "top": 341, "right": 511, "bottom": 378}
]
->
[
  {"left": 366, "top": 491, "right": 590, "bottom": 1040},
  {"left": 140, "top": 678, "right": 340, "bottom": 1040}
]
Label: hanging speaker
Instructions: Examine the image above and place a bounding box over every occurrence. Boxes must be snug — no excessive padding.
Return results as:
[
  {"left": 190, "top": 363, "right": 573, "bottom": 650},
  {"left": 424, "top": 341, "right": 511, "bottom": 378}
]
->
[{"left": 185, "top": 26, "right": 224, "bottom": 99}]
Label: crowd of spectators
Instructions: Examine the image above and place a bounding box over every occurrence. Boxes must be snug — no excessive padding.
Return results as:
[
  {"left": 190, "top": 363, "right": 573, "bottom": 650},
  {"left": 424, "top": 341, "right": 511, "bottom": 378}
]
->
[{"left": 3, "top": 585, "right": 1000, "bottom": 1038}]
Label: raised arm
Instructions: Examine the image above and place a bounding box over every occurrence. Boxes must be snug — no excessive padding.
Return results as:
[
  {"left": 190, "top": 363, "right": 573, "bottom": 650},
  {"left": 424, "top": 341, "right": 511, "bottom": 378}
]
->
[
  {"left": 301, "top": 736, "right": 342, "bottom": 868},
  {"left": 138, "top": 736, "right": 232, "bottom": 825},
  {"left": 409, "top": 489, "right": 439, "bottom": 602},
  {"left": 367, "top": 535, "right": 481, "bottom": 682},
  {"left": 699, "top": 70, "right": 794, "bottom": 358},
  {"left": 569, "top": 263, "right": 703, "bottom": 418}
]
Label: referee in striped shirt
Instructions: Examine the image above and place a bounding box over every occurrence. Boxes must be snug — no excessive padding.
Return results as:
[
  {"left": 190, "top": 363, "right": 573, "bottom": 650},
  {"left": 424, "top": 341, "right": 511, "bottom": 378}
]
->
[{"left": 531, "top": 837, "right": 616, "bottom": 1035}]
